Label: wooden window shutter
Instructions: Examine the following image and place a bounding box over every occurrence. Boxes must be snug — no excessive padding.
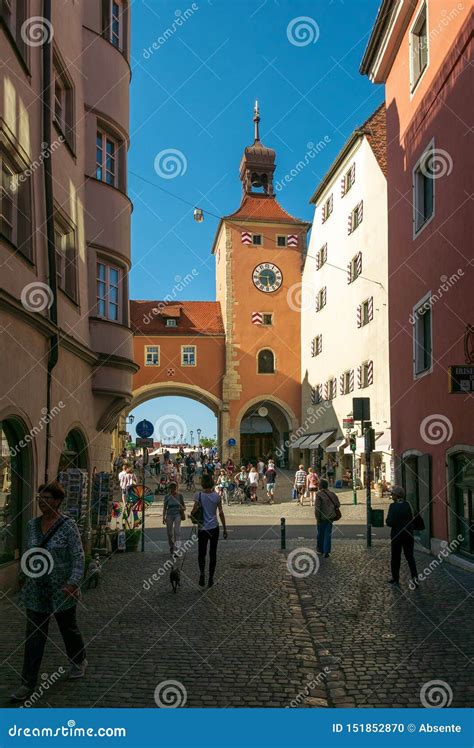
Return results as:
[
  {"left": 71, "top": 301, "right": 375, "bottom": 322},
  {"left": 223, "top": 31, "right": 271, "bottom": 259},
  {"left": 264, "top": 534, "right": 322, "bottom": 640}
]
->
[
  {"left": 357, "top": 304, "right": 362, "bottom": 328},
  {"left": 368, "top": 296, "right": 374, "bottom": 321},
  {"left": 367, "top": 360, "right": 374, "bottom": 385},
  {"left": 347, "top": 263, "right": 352, "bottom": 284},
  {"left": 349, "top": 369, "right": 355, "bottom": 392}
]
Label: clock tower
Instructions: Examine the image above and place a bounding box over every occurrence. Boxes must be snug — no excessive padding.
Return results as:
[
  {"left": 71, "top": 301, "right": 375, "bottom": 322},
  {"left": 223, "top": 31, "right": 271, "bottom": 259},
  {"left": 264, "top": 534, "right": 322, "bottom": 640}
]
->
[{"left": 212, "top": 104, "right": 310, "bottom": 466}]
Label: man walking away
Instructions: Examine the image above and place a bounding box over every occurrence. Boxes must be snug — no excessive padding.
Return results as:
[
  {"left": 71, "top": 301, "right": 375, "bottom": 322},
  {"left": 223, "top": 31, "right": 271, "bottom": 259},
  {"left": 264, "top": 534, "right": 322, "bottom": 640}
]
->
[
  {"left": 386, "top": 485, "right": 418, "bottom": 585},
  {"left": 294, "top": 465, "right": 307, "bottom": 504},
  {"left": 315, "top": 478, "right": 340, "bottom": 557}
]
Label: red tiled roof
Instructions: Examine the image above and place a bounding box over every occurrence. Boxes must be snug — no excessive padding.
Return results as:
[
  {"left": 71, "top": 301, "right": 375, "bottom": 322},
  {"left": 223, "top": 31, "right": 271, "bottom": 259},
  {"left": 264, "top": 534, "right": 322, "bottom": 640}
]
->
[
  {"left": 224, "top": 193, "right": 306, "bottom": 224},
  {"left": 130, "top": 301, "right": 224, "bottom": 336},
  {"left": 361, "top": 103, "right": 387, "bottom": 176}
]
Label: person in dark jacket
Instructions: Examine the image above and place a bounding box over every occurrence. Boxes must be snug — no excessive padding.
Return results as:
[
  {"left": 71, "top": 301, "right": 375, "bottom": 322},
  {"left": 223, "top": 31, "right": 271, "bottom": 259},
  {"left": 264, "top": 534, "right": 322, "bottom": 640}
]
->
[{"left": 386, "top": 485, "right": 418, "bottom": 585}]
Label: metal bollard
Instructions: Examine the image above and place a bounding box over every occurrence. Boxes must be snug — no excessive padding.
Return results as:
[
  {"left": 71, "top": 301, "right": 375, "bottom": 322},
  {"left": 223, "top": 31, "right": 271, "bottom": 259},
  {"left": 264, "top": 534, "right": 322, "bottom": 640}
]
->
[{"left": 280, "top": 517, "right": 286, "bottom": 550}]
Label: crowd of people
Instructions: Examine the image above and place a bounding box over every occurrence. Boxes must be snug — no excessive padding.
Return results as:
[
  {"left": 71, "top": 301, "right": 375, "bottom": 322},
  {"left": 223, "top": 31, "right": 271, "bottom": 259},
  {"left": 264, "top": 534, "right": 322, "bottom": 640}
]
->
[{"left": 11, "top": 470, "right": 421, "bottom": 701}]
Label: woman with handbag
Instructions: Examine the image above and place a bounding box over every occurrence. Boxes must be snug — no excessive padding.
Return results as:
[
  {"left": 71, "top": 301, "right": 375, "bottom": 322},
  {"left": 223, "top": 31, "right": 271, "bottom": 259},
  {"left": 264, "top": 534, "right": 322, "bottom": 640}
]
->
[
  {"left": 163, "top": 482, "right": 186, "bottom": 554},
  {"left": 190, "top": 474, "right": 228, "bottom": 588},
  {"left": 315, "top": 478, "right": 341, "bottom": 558},
  {"left": 12, "top": 482, "right": 86, "bottom": 702}
]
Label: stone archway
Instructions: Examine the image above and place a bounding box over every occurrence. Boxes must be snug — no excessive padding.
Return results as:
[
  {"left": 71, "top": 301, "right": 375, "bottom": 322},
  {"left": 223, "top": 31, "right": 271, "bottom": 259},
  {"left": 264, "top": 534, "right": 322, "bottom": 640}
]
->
[
  {"left": 119, "top": 382, "right": 225, "bottom": 453},
  {"left": 232, "top": 396, "right": 297, "bottom": 467}
]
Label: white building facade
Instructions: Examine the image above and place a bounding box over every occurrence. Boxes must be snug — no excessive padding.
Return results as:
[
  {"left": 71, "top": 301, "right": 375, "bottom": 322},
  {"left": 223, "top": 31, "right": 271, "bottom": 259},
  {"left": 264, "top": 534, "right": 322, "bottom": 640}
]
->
[{"left": 298, "top": 105, "right": 391, "bottom": 486}]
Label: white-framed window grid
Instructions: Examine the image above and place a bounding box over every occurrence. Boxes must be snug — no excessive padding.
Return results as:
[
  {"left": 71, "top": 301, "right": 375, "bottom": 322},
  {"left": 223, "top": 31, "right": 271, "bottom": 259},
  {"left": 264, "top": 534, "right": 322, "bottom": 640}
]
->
[
  {"left": 97, "top": 261, "right": 120, "bottom": 321},
  {"left": 413, "top": 140, "right": 435, "bottom": 236},
  {"left": 145, "top": 345, "right": 160, "bottom": 366},
  {"left": 96, "top": 129, "right": 118, "bottom": 187},
  {"left": 181, "top": 345, "right": 196, "bottom": 367},
  {"left": 0, "top": 156, "right": 17, "bottom": 244},
  {"left": 410, "top": 2, "right": 429, "bottom": 93},
  {"left": 412, "top": 291, "right": 433, "bottom": 378}
]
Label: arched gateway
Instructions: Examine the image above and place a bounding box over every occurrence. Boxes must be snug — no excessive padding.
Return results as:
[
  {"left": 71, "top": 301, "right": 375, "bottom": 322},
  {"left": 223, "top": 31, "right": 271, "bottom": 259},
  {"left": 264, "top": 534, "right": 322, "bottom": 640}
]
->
[{"left": 125, "top": 106, "right": 309, "bottom": 467}]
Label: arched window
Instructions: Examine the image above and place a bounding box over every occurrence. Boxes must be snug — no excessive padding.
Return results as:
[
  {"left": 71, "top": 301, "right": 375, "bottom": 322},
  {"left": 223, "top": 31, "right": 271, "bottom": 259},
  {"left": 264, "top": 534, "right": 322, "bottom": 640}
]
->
[{"left": 258, "top": 349, "right": 275, "bottom": 374}]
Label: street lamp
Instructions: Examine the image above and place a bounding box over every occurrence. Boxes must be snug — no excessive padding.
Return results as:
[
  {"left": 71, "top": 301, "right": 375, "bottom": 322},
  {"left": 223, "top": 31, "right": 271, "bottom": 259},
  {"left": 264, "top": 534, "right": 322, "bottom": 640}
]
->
[
  {"left": 197, "top": 428, "right": 201, "bottom": 445},
  {"left": 125, "top": 414, "right": 135, "bottom": 425},
  {"left": 190, "top": 430, "right": 194, "bottom": 446}
]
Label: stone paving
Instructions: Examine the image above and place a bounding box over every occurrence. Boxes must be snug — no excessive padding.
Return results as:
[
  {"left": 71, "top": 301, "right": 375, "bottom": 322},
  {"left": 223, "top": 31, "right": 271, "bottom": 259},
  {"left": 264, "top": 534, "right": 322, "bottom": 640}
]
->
[{"left": 0, "top": 538, "right": 472, "bottom": 709}]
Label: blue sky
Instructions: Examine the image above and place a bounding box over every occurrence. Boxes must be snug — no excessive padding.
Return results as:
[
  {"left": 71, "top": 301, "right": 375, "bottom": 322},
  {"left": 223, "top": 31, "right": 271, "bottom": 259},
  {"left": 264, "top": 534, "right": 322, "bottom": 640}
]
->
[{"left": 128, "top": 0, "right": 383, "bottom": 442}]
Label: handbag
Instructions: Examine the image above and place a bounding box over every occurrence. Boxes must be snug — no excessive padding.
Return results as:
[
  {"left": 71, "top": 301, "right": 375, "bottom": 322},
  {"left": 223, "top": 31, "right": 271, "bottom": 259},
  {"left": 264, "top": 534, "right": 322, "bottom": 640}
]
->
[
  {"left": 190, "top": 492, "right": 204, "bottom": 526},
  {"left": 322, "top": 490, "right": 342, "bottom": 522}
]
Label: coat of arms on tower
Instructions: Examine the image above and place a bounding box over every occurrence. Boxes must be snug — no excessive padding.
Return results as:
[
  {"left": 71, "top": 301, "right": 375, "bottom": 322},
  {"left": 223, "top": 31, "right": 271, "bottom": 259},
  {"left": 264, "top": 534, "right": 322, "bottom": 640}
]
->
[{"left": 167, "top": 367, "right": 175, "bottom": 377}]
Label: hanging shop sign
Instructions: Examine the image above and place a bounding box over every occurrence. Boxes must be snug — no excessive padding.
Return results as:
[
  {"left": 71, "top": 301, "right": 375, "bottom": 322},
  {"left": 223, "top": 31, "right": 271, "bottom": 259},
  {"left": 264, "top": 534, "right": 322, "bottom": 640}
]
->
[{"left": 449, "top": 365, "right": 474, "bottom": 393}]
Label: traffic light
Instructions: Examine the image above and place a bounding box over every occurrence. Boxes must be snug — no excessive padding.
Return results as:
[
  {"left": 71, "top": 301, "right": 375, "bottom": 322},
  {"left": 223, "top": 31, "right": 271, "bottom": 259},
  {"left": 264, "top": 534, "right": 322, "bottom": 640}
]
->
[
  {"left": 364, "top": 428, "right": 375, "bottom": 452},
  {"left": 349, "top": 435, "right": 357, "bottom": 452}
]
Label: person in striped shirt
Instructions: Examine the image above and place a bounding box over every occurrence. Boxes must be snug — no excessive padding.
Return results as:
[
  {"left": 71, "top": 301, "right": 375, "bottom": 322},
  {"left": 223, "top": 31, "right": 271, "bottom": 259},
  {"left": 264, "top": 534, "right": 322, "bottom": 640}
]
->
[{"left": 293, "top": 465, "right": 307, "bottom": 503}]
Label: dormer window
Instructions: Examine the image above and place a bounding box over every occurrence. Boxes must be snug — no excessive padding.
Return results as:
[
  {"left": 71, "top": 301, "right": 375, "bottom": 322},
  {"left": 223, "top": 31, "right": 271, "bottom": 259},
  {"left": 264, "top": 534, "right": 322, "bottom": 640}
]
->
[{"left": 166, "top": 319, "right": 177, "bottom": 327}]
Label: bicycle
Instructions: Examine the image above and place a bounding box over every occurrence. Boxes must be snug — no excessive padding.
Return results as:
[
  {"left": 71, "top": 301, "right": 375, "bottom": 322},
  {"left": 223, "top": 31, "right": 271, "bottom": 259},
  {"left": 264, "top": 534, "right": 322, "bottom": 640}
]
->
[{"left": 185, "top": 472, "right": 196, "bottom": 492}]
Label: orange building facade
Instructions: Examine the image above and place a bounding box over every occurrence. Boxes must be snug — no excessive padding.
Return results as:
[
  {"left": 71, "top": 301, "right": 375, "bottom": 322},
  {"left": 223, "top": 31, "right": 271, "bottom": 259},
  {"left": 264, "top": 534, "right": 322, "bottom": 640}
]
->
[{"left": 129, "top": 106, "right": 309, "bottom": 466}]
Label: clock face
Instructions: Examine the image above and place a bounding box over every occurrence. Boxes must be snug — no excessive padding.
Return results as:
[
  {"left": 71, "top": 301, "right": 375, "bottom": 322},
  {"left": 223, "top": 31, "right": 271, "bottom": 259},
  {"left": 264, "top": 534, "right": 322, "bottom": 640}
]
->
[{"left": 252, "top": 263, "right": 283, "bottom": 293}]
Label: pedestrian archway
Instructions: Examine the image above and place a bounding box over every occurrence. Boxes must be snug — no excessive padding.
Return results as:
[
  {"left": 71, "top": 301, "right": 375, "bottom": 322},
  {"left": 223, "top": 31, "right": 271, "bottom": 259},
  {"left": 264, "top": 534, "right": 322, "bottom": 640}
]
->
[{"left": 236, "top": 397, "right": 296, "bottom": 467}]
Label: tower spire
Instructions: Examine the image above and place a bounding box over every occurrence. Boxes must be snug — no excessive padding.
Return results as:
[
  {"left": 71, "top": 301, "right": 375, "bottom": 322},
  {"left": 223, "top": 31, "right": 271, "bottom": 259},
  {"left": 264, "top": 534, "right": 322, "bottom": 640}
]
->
[{"left": 253, "top": 100, "right": 260, "bottom": 142}]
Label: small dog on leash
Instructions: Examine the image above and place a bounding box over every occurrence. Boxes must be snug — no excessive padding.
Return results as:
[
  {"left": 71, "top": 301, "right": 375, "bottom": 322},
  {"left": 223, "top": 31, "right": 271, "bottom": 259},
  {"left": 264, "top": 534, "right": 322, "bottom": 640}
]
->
[
  {"left": 169, "top": 566, "right": 181, "bottom": 593},
  {"left": 84, "top": 554, "right": 102, "bottom": 589}
]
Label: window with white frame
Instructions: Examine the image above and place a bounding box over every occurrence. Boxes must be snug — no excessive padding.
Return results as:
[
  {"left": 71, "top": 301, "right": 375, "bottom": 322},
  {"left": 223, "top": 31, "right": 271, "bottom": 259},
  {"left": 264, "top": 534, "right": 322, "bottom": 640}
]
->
[
  {"left": 1, "top": 158, "right": 16, "bottom": 244},
  {"left": 144, "top": 345, "right": 160, "bottom": 366},
  {"left": 182, "top": 345, "right": 196, "bottom": 366},
  {"left": 341, "top": 162, "right": 356, "bottom": 196},
  {"left": 316, "top": 243, "right": 327, "bottom": 270},
  {"left": 348, "top": 201, "right": 363, "bottom": 233},
  {"left": 0, "top": 151, "right": 32, "bottom": 259},
  {"left": 361, "top": 298, "right": 373, "bottom": 326},
  {"left": 96, "top": 130, "right": 118, "bottom": 187},
  {"left": 53, "top": 53, "right": 74, "bottom": 149},
  {"left": 342, "top": 370, "right": 352, "bottom": 394},
  {"left": 262, "top": 313, "right": 273, "bottom": 326},
  {"left": 54, "top": 215, "right": 77, "bottom": 301},
  {"left": 413, "top": 295, "right": 432, "bottom": 376},
  {"left": 166, "top": 318, "right": 177, "bottom": 327},
  {"left": 311, "top": 334, "right": 322, "bottom": 357},
  {"left": 410, "top": 3, "right": 428, "bottom": 92},
  {"left": 349, "top": 252, "right": 362, "bottom": 283},
  {"left": 326, "top": 378, "right": 337, "bottom": 400},
  {"left": 321, "top": 194, "right": 333, "bottom": 223},
  {"left": 97, "top": 261, "right": 120, "bottom": 321},
  {"left": 276, "top": 235, "right": 287, "bottom": 247},
  {"left": 252, "top": 234, "right": 262, "bottom": 246},
  {"left": 311, "top": 385, "right": 322, "bottom": 405},
  {"left": 316, "top": 286, "right": 327, "bottom": 312},
  {"left": 413, "top": 143, "right": 434, "bottom": 234},
  {"left": 103, "top": 0, "right": 124, "bottom": 50},
  {"left": 1, "top": 0, "right": 28, "bottom": 60}
]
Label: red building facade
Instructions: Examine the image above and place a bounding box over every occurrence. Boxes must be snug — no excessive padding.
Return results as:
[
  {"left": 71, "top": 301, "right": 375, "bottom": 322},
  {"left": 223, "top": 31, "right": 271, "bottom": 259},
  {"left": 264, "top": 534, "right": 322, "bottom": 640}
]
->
[{"left": 361, "top": 1, "right": 473, "bottom": 565}]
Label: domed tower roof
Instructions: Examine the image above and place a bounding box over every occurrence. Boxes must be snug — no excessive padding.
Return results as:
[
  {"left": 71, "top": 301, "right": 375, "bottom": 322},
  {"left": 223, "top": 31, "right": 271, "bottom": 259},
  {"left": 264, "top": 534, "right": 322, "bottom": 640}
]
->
[{"left": 239, "top": 101, "right": 276, "bottom": 195}]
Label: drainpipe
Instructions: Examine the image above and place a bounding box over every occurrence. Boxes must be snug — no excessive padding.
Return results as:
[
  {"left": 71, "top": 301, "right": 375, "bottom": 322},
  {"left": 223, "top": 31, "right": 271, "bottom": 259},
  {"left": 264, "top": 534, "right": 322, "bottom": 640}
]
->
[{"left": 42, "top": 0, "right": 59, "bottom": 482}]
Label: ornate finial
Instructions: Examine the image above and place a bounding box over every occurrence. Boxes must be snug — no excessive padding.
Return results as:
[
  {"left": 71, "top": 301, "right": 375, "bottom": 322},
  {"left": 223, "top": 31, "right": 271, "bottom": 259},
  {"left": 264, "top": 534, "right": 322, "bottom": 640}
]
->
[{"left": 253, "top": 99, "right": 260, "bottom": 142}]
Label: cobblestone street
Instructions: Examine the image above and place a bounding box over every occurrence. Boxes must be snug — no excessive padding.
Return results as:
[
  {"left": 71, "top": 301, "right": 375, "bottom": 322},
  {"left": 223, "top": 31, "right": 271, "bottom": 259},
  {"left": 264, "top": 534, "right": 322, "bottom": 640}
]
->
[{"left": 1, "top": 537, "right": 472, "bottom": 709}]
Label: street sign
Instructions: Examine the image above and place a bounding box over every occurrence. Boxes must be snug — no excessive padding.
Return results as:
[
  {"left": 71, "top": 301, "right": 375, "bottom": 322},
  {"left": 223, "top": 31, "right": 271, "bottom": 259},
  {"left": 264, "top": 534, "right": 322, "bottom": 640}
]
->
[
  {"left": 343, "top": 418, "right": 354, "bottom": 430},
  {"left": 136, "top": 437, "right": 153, "bottom": 448},
  {"left": 228, "top": 438, "right": 236, "bottom": 446},
  {"left": 449, "top": 365, "right": 474, "bottom": 393},
  {"left": 136, "top": 420, "right": 154, "bottom": 438},
  {"left": 352, "top": 397, "right": 370, "bottom": 422}
]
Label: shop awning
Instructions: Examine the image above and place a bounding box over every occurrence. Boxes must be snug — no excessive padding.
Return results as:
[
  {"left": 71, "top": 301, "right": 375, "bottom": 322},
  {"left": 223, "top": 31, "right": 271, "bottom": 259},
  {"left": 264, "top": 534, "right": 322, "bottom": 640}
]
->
[
  {"left": 326, "top": 437, "right": 347, "bottom": 453},
  {"left": 374, "top": 430, "right": 392, "bottom": 453},
  {"left": 303, "top": 431, "right": 335, "bottom": 449},
  {"left": 290, "top": 434, "right": 312, "bottom": 448}
]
